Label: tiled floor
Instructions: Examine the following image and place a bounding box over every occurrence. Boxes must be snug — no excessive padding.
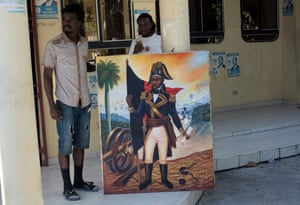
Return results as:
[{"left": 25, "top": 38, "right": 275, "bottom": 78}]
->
[
  {"left": 0, "top": 103, "right": 298, "bottom": 204},
  {"left": 213, "top": 103, "right": 300, "bottom": 170},
  {"left": 40, "top": 103, "right": 300, "bottom": 205},
  {"left": 197, "top": 154, "right": 300, "bottom": 205},
  {"left": 41, "top": 156, "right": 202, "bottom": 205}
]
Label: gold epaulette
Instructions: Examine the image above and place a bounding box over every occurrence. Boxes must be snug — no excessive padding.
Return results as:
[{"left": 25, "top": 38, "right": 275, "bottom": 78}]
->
[
  {"left": 140, "top": 91, "right": 146, "bottom": 100},
  {"left": 169, "top": 94, "right": 176, "bottom": 102}
]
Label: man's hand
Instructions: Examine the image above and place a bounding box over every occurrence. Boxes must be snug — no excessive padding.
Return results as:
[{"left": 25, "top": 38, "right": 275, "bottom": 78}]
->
[
  {"left": 49, "top": 105, "right": 62, "bottom": 120},
  {"left": 134, "top": 41, "right": 144, "bottom": 54},
  {"left": 126, "top": 95, "right": 133, "bottom": 107},
  {"left": 180, "top": 128, "right": 190, "bottom": 140}
]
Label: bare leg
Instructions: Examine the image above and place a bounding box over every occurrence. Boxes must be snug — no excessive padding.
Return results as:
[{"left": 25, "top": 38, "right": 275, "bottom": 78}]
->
[{"left": 59, "top": 152, "right": 70, "bottom": 169}]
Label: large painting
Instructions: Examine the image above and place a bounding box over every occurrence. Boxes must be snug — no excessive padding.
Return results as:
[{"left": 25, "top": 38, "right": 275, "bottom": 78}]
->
[{"left": 96, "top": 51, "right": 214, "bottom": 194}]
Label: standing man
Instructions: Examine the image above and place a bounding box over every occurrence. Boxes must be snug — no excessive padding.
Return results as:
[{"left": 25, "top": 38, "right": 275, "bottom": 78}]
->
[
  {"left": 43, "top": 4, "right": 98, "bottom": 201},
  {"left": 129, "top": 13, "right": 162, "bottom": 54},
  {"left": 126, "top": 62, "right": 189, "bottom": 190}
]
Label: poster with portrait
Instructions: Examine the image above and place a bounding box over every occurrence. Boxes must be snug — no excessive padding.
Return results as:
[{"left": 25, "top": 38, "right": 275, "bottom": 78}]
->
[
  {"left": 282, "top": 0, "right": 293, "bottom": 16},
  {"left": 35, "top": 0, "right": 58, "bottom": 19},
  {"left": 227, "top": 53, "right": 240, "bottom": 78},
  {"left": 211, "top": 52, "right": 226, "bottom": 76},
  {"left": 96, "top": 51, "right": 214, "bottom": 194},
  {"left": 0, "top": 0, "right": 25, "bottom": 12}
]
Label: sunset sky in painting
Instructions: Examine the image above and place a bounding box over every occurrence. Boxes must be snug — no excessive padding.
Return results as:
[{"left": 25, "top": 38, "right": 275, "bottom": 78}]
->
[{"left": 96, "top": 51, "right": 210, "bottom": 109}]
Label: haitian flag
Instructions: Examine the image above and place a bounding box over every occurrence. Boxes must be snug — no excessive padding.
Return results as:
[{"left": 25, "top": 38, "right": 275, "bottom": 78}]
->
[{"left": 126, "top": 63, "right": 145, "bottom": 155}]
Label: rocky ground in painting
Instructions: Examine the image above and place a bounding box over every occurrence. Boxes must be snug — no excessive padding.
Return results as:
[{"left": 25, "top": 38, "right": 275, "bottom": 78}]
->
[{"left": 102, "top": 149, "right": 215, "bottom": 194}]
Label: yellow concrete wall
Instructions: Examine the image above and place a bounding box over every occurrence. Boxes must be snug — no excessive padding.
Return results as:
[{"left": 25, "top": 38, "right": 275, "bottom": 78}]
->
[
  {"left": 0, "top": 4, "right": 43, "bottom": 205},
  {"left": 40, "top": 0, "right": 299, "bottom": 159},
  {"left": 192, "top": 0, "right": 297, "bottom": 109},
  {"left": 159, "top": 0, "right": 190, "bottom": 52},
  {"left": 281, "top": 2, "right": 297, "bottom": 103},
  {"left": 295, "top": 1, "right": 300, "bottom": 105}
]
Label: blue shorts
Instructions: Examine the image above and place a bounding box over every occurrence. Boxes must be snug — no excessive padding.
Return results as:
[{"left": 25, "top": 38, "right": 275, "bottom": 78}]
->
[{"left": 56, "top": 100, "right": 91, "bottom": 154}]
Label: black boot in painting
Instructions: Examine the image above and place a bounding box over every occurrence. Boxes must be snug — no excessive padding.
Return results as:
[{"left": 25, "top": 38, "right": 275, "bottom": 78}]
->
[
  {"left": 139, "top": 163, "right": 153, "bottom": 190},
  {"left": 160, "top": 164, "right": 173, "bottom": 189}
]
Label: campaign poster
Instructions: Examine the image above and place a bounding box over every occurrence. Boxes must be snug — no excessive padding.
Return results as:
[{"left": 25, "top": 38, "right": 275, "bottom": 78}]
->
[
  {"left": 227, "top": 53, "right": 240, "bottom": 78},
  {"left": 0, "top": 0, "right": 25, "bottom": 12},
  {"left": 35, "top": 0, "right": 58, "bottom": 19},
  {"left": 282, "top": 0, "right": 293, "bottom": 16},
  {"left": 211, "top": 52, "right": 226, "bottom": 76},
  {"left": 87, "top": 71, "right": 98, "bottom": 109},
  {"left": 96, "top": 51, "right": 214, "bottom": 194}
]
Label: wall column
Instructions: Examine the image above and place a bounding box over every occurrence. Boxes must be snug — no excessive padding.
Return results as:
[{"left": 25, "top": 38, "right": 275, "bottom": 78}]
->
[
  {"left": 0, "top": 5, "right": 43, "bottom": 205},
  {"left": 296, "top": 2, "right": 300, "bottom": 106},
  {"left": 159, "top": 0, "right": 190, "bottom": 52}
]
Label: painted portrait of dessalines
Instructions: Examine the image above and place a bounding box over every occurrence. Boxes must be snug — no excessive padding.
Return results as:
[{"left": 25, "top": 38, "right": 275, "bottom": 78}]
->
[{"left": 96, "top": 51, "right": 214, "bottom": 194}]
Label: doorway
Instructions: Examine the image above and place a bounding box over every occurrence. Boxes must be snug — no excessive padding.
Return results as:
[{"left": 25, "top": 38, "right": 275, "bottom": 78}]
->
[{"left": 27, "top": 0, "right": 48, "bottom": 166}]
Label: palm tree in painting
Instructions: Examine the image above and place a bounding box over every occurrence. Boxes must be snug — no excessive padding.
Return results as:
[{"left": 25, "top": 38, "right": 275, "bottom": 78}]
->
[{"left": 97, "top": 59, "right": 120, "bottom": 133}]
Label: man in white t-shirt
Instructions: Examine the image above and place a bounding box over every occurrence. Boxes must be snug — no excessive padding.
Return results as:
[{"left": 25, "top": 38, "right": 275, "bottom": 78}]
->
[{"left": 129, "top": 13, "right": 162, "bottom": 54}]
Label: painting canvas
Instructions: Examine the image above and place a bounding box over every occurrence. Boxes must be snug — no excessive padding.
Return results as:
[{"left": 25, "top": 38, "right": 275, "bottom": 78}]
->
[{"left": 96, "top": 51, "right": 214, "bottom": 194}]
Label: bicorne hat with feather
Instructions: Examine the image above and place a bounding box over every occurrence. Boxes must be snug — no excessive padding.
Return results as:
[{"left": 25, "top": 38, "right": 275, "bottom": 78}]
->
[{"left": 148, "top": 61, "right": 173, "bottom": 83}]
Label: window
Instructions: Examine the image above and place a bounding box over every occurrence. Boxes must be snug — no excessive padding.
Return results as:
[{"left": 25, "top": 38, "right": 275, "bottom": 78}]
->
[
  {"left": 188, "top": 0, "right": 224, "bottom": 44},
  {"left": 241, "top": 0, "right": 278, "bottom": 42},
  {"left": 62, "top": 0, "right": 161, "bottom": 55},
  {"left": 62, "top": 0, "right": 133, "bottom": 55},
  {"left": 99, "top": 0, "right": 132, "bottom": 41}
]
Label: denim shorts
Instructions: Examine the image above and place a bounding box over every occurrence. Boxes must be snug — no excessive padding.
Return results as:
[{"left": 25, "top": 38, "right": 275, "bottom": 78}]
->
[{"left": 56, "top": 100, "right": 91, "bottom": 154}]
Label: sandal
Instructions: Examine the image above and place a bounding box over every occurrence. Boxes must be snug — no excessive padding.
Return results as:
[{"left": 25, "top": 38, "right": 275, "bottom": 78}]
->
[
  {"left": 74, "top": 181, "right": 99, "bottom": 192},
  {"left": 63, "top": 189, "right": 80, "bottom": 201}
]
